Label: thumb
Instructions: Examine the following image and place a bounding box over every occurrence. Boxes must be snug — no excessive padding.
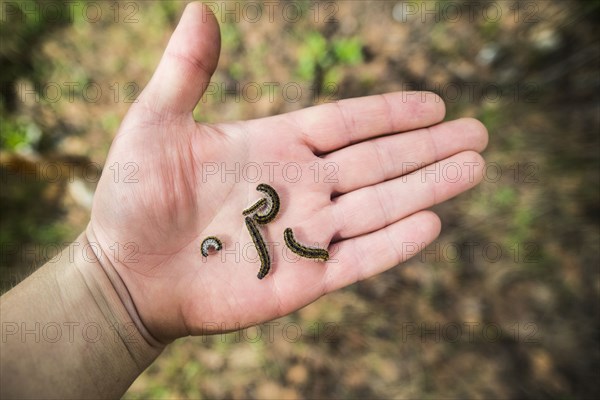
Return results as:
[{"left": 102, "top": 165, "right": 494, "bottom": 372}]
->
[{"left": 138, "top": 2, "right": 221, "bottom": 116}]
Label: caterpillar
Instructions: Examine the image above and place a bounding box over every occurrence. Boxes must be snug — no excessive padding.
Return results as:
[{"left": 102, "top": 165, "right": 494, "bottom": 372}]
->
[
  {"left": 251, "top": 183, "right": 280, "bottom": 225},
  {"left": 284, "top": 228, "right": 329, "bottom": 262},
  {"left": 245, "top": 216, "right": 271, "bottom": 279},
  {"left": 201, "top": 236, "right": 222, "bottom": 257}
]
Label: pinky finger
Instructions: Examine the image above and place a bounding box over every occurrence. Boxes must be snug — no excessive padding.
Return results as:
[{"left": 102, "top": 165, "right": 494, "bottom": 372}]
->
[{"left": 322, "top": 211, "right": 441, "bottom": 294}]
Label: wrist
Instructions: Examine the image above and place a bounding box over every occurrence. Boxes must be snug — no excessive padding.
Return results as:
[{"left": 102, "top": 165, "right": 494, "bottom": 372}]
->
[{"left": 82, "top": 225, "right": 165, "bottom": 349}]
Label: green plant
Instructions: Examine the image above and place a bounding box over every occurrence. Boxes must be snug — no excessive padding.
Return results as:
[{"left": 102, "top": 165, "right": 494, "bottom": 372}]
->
[{"left": 296, "top": 31, "right": 364, "bottom": 89}]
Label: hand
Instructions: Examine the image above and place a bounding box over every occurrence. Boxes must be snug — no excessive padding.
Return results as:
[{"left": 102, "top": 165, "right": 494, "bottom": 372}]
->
[{"left": 89, "top": 2, "right": 488, "bottom": 343}]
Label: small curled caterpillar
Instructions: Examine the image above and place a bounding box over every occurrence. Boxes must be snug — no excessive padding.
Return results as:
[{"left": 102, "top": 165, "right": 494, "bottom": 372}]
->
[
  {"left": 245, "top": 216, "right": 271, "bottom": 279},
  {"left": 284, "top": 228, "right": 329, "bottom": 262},
  {"left": 242, "top": 197, "right": 268, "bottom": 216},
  {"left": 252, "top": 183, "right": 280, "bottom": 225},
  {"left": 201, "top": 236, "right": 222, "bottom": 257}
]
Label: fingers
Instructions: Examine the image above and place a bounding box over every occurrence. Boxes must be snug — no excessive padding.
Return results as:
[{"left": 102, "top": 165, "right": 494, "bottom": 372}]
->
[
  {"left": 330, "top": 151, "right": 485, "bottom": 241},
  {"left": 138, "top": 2, "right": 221, "bottom": 116},
  {"left": 283, "top": 91, "right": 446, "bottom": 154},
  {"left": 326, "top": 118, "right": 489, "bottom": 195},
  {"left": 323, "top": 211, "right": 441, "bottom": 293}
]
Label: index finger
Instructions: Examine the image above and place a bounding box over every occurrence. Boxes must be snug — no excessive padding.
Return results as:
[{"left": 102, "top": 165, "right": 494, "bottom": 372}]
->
[{"left": 283, "top": 91, "right": 446, "bottom": 154}]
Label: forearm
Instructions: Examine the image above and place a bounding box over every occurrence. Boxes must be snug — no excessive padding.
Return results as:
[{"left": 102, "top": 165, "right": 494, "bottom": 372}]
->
[{"left": 0, "top": 232, "right": 164, "bottom": 399}]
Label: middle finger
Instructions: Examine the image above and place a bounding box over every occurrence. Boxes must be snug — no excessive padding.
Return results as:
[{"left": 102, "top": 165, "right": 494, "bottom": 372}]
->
[{"left": 324, "top": 118, "right": 488, "bottom": 196}]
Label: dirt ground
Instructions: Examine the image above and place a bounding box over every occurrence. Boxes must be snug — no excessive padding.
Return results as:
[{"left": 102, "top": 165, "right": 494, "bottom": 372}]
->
[{"left": 1, "top": 0, "right": 599, "bottom": 398}]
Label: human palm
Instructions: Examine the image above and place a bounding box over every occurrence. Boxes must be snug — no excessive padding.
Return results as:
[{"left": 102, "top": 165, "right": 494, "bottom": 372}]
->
[{"left": 88, "top": 3, "right": 488, "bottom": 343}]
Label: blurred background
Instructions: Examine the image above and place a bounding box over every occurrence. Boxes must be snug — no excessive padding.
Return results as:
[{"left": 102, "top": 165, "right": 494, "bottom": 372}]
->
[{"left": 1, "top": 0, "right": 598, "bottom": 398}]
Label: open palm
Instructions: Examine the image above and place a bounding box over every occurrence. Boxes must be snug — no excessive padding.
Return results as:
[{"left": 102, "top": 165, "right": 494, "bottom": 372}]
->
[{"left": 89, "top": 3, "right": 488, "bottom": 343}]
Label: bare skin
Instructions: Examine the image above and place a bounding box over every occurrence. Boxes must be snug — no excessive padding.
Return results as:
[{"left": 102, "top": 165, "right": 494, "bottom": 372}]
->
[{"left": 0, "top": 2, "right": 488, "bottom": 398}]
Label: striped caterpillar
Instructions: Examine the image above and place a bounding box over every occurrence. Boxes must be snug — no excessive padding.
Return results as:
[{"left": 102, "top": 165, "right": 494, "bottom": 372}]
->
[
  {"left": 284, "top": 228, "right": 329, "bottom": 262},
  {"left": 245, "top": 216, "right": 271, "bottom": 279},
  {"left": 242, "top": 184, "right": 280, "bottom": 279},
  {"left": 201, "top": 236, "right": 222, "bottom": 257}
]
